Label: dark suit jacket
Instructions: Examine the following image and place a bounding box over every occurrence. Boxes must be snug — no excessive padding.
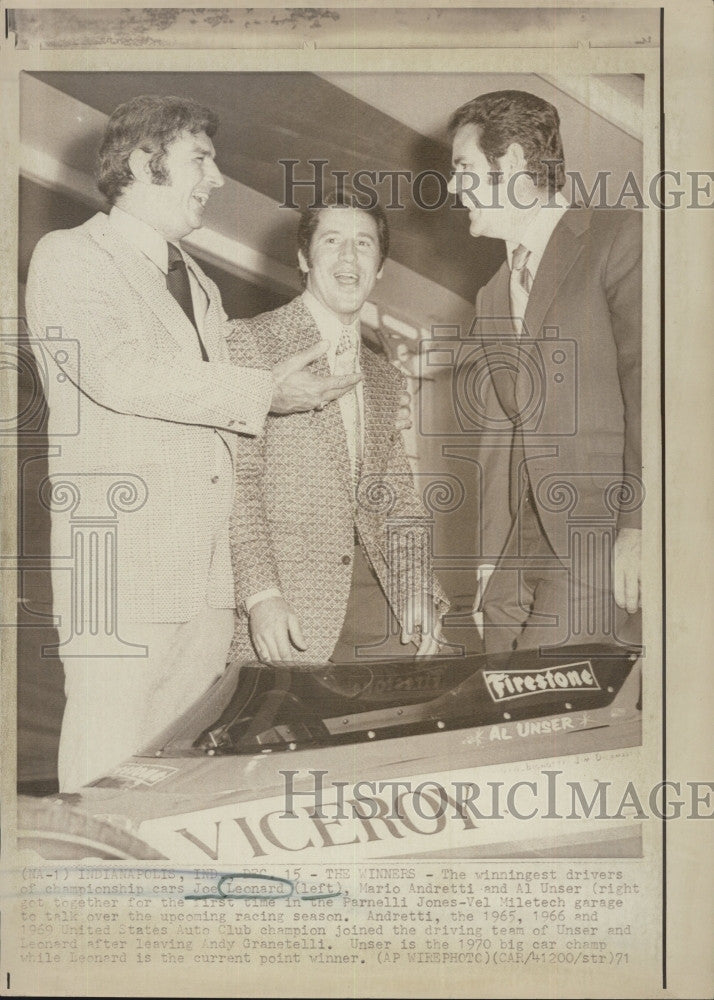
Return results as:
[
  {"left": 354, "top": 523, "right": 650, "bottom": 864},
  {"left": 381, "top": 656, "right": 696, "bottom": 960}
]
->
[
  {"left": 473, "top": 208, "right": 642, "bottom": 560},
  {"left": 227, "top": 296, "right": 449, "bottom": 661}
]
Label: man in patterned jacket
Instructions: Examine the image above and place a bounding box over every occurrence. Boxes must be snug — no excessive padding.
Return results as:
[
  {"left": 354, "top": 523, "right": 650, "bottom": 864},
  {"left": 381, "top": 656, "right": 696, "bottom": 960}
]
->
[
  {"left": 25, "top": 96, "right": 367, "bottom": 790},
  {"left": 229, "top": 191, "right": 449, "bottom": 663}
]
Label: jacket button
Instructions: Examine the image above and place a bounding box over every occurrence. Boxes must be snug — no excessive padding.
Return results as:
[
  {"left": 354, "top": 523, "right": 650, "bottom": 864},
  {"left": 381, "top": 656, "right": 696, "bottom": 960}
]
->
[
  {"left": 341, "top": 555, "right": 351, "bottom": 565},
  {"left": 211, "top": 475, "right": 219, "bottom": 484}
]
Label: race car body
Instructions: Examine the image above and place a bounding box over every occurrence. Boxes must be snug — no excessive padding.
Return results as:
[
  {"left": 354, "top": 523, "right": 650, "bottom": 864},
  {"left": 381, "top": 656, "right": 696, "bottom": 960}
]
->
[{"left": 32, "top": 643, "right": 643, "bottom": 862}]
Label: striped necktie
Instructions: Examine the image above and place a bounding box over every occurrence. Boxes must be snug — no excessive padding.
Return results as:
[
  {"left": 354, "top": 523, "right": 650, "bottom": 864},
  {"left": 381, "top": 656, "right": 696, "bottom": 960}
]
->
[
  {"left": 509, "top": 243, "right": 532, "bottom": 339},
  {"left": 508, "top": 244, "right": 534, "bottom": 512}
]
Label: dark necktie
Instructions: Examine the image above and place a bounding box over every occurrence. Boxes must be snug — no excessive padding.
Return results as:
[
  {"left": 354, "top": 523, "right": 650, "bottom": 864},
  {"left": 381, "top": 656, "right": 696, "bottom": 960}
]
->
[{"left": 166, "top": 243, "right": 209, "bottom": 361}]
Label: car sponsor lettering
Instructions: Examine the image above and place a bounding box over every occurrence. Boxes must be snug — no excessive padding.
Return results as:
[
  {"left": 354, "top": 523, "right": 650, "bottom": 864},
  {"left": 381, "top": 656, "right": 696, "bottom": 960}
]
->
[
  {"left": 483, "top": 662, "right": 600, "bottom": 703},
  {"left": 137, "top": 749, "right": 641, "bottom": 863},
  {"left": 105, "top": 762, "right": 179, "bottom": 787}
]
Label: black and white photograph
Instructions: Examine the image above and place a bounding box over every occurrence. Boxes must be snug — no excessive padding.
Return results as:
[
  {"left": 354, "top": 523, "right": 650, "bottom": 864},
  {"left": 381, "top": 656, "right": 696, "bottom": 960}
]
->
[{"left": 1, "top": 4, "right": 712, "bottom": 998}]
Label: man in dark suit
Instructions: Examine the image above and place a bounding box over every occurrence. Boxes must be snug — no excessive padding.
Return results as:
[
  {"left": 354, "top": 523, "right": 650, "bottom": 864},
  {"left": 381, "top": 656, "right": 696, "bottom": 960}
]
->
[
  {"left": 229, "top": 190, "right": 449, "bottom": 663},
  {"left": 447, "top": 90, "right": 642, "bottom": 653}
]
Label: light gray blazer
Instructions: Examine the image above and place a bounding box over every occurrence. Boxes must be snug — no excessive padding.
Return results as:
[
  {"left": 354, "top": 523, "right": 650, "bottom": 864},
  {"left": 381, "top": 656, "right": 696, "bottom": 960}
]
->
[{"left": 25, "top": 212, "right": 272, "bottom": 623}]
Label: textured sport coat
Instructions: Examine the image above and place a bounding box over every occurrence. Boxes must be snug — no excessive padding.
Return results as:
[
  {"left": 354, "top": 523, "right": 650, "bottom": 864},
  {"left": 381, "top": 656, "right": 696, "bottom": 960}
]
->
[
  {"left": 473, "top": 208, "right": 642, "bottom": 560},
  {"left": 228, "top": 296, "right": 449, "bottom": 662},
  {"left": 25, "top": 211, "right": 273, "bottom": 622}
]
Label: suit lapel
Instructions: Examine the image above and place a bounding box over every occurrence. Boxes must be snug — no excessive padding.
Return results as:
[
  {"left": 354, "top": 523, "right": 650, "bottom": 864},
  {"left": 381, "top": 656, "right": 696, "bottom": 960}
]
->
[
  {"left": 88, "top": 213, "right": 205, "bottom": 355},
  {"left": 514, "top": 210, "right": 590, "bottom": 416},
  {"left": 360, "top": 348, "right": 398, "bottom": 478},
  {"left": 287, "top": 298, "right": 332, "bottom": 376},
  {"left": 87, "top": 214, "right": 239, "bottom": 459},
  {"left": 184, "top": 258, "right": 220, "bottom": 361},
  {"left": 488, "top": 262, "right": 512, "bottom": 320},
  {"left": 287, "top": 300, "right": 353, "bottom": 497},
  {"left": 522, "top": 209, "right": 589, "bottom": 341},
  {"left": 478, "top": 263, "right": 521, "bottom": 416},
  {"left": 474, "top": 211, "right": 593, "bottom": 425},
  {"left": 360, "top": 351, "right": 380, "bottom": 477}
]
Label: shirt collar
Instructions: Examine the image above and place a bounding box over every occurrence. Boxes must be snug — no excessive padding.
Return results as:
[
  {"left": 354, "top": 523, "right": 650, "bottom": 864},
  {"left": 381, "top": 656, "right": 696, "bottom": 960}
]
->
[
  {"left": 301, "top": 290, "right": 361, "bottom": 349},
  {"left": 506, "top": 191, "right": 569, "bottom": 271},
  {"left": 109, "top": 205, "right": 175, "bottom": 275}
]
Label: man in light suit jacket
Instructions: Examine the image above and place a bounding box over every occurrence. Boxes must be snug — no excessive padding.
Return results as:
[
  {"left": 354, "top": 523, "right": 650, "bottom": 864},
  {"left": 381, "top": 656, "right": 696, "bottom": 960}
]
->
[
  {"left": 25, "top": 95, "right": 366, "bottom": 790},
  {"left": 229, "top": 191, "right": 449, "bottom": 663},
  {"left": 446, "top": 90, "right": 642, "bottom": 654}
]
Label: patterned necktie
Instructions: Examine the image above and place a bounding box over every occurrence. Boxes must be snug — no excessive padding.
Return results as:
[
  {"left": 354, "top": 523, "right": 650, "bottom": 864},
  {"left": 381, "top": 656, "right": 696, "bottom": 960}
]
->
[
  {"left": 335, "top": 326, "right": 357, "bottom": 357},
  {"left": 509, "top": 243, "right": 532, "bottom": 339},
  {"left": 166, "top": 243, "right": 209, "bottom": 361}
]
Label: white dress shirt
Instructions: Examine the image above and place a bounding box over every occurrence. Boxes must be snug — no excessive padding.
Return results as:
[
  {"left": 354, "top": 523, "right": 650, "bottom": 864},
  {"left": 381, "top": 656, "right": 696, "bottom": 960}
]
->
[
  {"left": 505, "top": 192, "right": 569, "bottom": 337},
  {"left": 245, "top": 290, "right": 366, "bottom": 615},
  {"left": 301, "top": 289, "right": 364, "bottom": 477}
]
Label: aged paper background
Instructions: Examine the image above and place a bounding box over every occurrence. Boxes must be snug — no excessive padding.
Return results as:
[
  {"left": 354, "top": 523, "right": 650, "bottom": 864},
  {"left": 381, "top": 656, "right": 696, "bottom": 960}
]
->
[{"left": 0, "top": 1, "right": 711, "bottom": 997}]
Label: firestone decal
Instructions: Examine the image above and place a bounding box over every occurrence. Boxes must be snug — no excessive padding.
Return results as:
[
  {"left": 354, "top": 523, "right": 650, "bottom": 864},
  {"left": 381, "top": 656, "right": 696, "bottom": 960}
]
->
[{"left": 482, "top": 661, "right": 600, "bottom": 703}]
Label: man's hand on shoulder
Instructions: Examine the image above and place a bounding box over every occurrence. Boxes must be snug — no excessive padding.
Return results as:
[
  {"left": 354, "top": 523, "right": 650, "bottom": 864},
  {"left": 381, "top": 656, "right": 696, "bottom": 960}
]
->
[
  {"left": 613, "top": 527, "right": 641, "bottom": 614},
  {"left": 249, "top": 595, "right": 307, "bottom": 662},
  {"left": 270, "top": 341, "right": 362, "bottom": 415}
]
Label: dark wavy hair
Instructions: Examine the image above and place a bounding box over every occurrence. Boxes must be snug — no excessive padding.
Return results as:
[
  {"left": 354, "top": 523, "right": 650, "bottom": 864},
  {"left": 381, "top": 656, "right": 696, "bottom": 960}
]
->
[
  {"left": 96, "top": 95, "right": 219, "bottom": 204},
  {"left": 448, "top": 90, "right": 565, "bottom": 194},
  {"left": 297, "top": 187, "right": 390, "bottom": 285}
]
